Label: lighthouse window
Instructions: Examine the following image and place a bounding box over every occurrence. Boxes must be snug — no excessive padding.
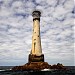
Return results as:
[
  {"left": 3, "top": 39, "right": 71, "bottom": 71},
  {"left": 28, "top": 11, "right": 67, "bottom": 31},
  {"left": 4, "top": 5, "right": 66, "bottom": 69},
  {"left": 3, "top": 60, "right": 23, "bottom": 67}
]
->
[
  {"left": 34, "top": 42, "right": 36, "bottom": 45},
  {"left": 38, "top": 35, "right": 39, "bottom": 37},
  {"left": 34, "top": 39, "right": 36, "bottom": 40},
  {"left": 35, "top": 32, "right": 36, "bottom": 33}
]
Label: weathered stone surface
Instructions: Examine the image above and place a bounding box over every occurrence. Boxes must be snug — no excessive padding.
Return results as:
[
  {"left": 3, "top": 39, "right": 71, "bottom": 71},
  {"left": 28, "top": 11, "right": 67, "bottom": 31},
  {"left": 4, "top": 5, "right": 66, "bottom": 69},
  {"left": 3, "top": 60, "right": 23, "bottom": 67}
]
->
[{"left": 28, "top": 54, "right": 44, "bottom": 62}]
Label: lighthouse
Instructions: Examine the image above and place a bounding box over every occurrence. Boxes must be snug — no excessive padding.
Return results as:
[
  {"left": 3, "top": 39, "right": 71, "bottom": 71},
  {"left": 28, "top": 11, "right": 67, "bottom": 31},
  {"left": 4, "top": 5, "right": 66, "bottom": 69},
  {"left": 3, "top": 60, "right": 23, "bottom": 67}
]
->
[
  {"left": 28, "top": 11, "right": 44, "bottom": 62},
  {"left": 12, "top": 10, "right": 64, "bottom": 71}
]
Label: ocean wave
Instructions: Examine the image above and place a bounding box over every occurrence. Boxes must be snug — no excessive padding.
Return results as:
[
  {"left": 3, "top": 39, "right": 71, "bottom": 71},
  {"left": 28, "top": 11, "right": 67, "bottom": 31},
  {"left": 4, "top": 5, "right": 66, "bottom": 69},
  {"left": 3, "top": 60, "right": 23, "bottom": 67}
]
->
[{"left": 0, "top": 69, "right": 12, "bottom": 72}]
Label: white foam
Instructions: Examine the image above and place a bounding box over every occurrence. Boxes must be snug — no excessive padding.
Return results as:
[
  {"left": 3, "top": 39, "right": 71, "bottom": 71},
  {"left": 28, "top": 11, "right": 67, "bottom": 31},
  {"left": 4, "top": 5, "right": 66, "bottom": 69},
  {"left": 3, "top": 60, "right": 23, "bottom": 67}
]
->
[
  {"left": 0, "top": 69, "right": 12, "bottom": 72},
  {"left": 0, "top": 69, "right": 5, "bottom": 71},
  {"left": 41, "top": 69, "right": 51, "bottom": 71}
]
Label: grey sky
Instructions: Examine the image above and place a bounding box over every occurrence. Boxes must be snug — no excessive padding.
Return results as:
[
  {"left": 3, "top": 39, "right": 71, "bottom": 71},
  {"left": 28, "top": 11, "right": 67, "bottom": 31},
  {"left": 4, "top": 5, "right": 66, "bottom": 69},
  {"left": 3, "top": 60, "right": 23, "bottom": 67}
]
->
[{"left": 0, "top": 0, "right": 74, "bottom": 66}]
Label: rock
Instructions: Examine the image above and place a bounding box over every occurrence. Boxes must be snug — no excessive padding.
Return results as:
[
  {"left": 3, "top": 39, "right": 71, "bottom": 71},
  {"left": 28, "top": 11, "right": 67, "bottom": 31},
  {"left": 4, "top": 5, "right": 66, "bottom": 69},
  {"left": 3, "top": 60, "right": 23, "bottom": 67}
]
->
[
  {"left": 51, "top": 63, "right": 66, "bottom": 70},
  {"left": 12, "top": 62, "right": 50, "bottom": 71},
  {"left": 12, "top": 62, "right": 66, "bottom": 71}
]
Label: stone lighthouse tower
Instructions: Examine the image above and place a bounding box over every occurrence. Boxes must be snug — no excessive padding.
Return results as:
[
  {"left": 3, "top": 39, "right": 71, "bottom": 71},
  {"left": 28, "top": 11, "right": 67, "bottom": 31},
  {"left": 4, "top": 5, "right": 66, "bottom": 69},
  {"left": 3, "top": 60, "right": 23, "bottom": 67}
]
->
[{"left": 28, "top": 11, "right": 44, "bottom": 62}]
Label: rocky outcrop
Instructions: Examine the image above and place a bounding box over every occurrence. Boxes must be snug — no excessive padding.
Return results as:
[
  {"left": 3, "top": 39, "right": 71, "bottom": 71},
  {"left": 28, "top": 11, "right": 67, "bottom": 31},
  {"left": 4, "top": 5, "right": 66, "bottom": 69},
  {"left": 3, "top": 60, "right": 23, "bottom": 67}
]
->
[
  {"left": 12, "top": 62, "right": 66, "bottom": 71},
  {"left": 12, "top": 62, "right": 50, "bottom": 71},
  {"left": 51, "top": 63, "right": 66, "bottom": 70}
]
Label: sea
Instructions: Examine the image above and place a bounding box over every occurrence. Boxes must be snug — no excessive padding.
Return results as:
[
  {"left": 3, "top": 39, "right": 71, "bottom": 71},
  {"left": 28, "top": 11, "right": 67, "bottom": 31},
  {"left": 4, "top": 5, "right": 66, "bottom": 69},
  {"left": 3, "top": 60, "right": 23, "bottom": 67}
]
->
[{"left": 0, "top": 66, "right": 75, "bottom": 75}]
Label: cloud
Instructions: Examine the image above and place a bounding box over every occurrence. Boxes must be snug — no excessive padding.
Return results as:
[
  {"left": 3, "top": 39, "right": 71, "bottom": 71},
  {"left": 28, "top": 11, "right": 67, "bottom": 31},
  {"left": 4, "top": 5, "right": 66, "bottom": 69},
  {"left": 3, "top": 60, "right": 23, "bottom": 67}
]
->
[{"left": 0, "top": 0, "right": 74, "bottom": 66}]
